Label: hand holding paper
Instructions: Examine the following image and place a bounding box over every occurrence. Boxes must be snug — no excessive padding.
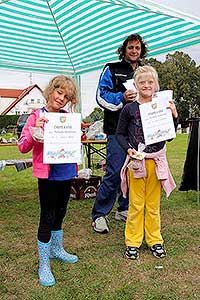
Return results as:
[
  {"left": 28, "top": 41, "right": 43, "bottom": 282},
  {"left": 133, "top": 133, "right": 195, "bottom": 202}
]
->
[
  {"left": 123, "top": 79, "right": 137, "bottom": 102},
  {"left": 167, "top": 100, "right": 178, "bottom": 118},
  {"left": 123, "top": 79, "right": 137, "bottom": 91}
]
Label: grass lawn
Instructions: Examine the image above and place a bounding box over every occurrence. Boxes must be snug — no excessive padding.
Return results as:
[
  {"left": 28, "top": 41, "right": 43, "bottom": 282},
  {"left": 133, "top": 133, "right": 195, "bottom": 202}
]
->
[{"left": 0, "top": 134, "right": 199, "bottom": 300}]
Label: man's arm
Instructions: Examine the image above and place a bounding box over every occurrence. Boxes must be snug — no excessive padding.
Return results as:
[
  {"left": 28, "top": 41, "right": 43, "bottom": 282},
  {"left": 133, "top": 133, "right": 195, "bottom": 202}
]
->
[{"left": 96, "top": 66, "right": 124, "bottom": 111}]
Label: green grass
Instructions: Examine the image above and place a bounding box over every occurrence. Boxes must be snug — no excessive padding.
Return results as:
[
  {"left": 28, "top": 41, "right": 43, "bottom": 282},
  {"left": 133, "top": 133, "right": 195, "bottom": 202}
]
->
[{"left": 0, "top": 134, "right": 200, "bottom": 300}]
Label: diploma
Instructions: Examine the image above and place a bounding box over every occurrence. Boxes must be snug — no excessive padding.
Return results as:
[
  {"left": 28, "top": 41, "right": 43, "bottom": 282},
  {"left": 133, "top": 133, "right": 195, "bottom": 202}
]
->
[
  {"left": 43, "top": 112, "right": 82, "bottom": 163},
  {"left": 139, "top": 90, "right": 176, "bottom": 145}
]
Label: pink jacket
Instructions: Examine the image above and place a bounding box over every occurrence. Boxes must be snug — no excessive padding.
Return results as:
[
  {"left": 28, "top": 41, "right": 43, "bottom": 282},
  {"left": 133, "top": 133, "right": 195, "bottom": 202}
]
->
[
  {"left": 121, "top": 146, "right": 176, "bottom": 198},
  {"left": 18, "top": 109, "right": 50, "bottom": 178}
]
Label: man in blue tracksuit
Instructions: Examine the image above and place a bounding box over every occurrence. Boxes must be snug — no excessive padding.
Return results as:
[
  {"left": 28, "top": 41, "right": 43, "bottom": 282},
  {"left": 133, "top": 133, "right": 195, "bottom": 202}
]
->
[{"left": 92, "top": 34, "right": 148, "bottom": 233}]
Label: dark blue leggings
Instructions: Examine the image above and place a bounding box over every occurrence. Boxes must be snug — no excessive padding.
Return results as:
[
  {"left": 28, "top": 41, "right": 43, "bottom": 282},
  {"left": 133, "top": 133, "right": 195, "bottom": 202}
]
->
[{"left": 37, "top": 179, "right": 71, "bottom": 243}]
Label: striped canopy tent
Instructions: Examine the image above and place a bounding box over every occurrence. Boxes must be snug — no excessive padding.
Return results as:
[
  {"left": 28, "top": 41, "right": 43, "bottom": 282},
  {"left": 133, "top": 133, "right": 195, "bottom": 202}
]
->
[{"left": 0, "top": 0, "right": 200, "bottom": 77}]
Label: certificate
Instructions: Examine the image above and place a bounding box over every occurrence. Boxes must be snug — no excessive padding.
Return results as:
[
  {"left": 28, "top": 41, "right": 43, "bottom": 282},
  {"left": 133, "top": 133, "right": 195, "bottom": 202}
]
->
[
  {"left": 139, "top": 90, "right": 176, "bottom": 145},
  {"left": 43, "top": 112, "right": 82, "bottom": 164}
]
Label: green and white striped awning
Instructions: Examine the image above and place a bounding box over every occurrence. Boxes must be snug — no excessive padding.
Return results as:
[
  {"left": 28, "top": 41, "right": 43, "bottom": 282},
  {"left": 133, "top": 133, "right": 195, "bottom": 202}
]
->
[{"left": 0, "top": 0, "right": 199, "bottom": 76}]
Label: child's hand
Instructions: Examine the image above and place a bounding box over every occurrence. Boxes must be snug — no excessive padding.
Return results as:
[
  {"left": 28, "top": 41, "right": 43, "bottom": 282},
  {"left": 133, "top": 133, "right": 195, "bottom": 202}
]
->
[
  {"left": 35, "top": 117, "right": 48, "bottom": 128},
  {"left": 167, "top": 100, "right": 178, "bottom": 118},
  {"left": 127, "top": 148, "right": 137, "bottom": 157}
]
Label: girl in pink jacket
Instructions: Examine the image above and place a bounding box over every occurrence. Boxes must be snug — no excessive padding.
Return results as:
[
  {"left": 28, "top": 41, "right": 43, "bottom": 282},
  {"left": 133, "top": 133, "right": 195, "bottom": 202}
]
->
[{"left": 18, "top": 75, "right": 79, "bottom": 287}]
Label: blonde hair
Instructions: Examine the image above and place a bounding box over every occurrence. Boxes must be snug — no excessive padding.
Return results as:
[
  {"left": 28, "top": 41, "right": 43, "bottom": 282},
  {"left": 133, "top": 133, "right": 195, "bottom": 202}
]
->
[
  {"left": 43, "top": 75, "right": 78, "bottom": 111},
  {"left": 134, "top": 65, "right": 159, "bottom": 91}
]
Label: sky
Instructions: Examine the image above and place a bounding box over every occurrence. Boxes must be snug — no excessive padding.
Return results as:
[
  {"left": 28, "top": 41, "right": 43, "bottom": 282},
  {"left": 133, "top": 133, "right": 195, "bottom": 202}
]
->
[{"left": 0, "top": 0, "right": 199, "bottom": 118}]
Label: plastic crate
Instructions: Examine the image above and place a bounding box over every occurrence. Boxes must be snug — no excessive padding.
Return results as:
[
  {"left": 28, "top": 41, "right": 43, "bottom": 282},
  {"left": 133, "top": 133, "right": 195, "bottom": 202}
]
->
[{"left": 70, "top": 175, "right": 101, "bottom": 200}]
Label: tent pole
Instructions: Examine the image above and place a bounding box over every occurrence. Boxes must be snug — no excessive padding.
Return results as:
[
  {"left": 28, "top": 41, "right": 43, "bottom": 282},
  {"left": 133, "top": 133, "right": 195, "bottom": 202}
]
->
[{"left": 72, "top": 74, "right": 81, "bottom": 114}]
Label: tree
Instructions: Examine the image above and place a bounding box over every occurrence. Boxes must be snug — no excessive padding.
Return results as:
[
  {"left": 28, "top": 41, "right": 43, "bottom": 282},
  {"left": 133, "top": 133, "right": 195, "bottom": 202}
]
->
[
  {"left": 147, "top": 52, "right": 200, "bottom": 125},
  {"left": 83, "top": 107, "right": 103, "bottom": 123}
]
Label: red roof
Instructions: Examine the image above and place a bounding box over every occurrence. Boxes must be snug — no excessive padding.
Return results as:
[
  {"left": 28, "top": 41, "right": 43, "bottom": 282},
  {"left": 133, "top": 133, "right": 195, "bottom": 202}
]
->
[
  {"left": 0, "top": 88, "right": 23, "bottom": 98},
  {"left": 1, "top": 84, "right": 43, "bottom": 115}
]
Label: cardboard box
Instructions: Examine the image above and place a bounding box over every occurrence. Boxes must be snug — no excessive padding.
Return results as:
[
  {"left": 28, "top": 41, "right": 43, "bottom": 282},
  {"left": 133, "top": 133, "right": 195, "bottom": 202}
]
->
[{"left": 70, "top": 176, "right": 102, "bottom": 200}]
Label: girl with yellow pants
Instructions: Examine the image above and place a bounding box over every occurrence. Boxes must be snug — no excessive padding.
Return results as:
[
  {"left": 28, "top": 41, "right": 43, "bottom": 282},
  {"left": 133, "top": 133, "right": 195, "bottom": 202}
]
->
[
  {"left": 126, "top": 160, "right": 163, "bottom": 258},
  {"left": 116, "top": 66, "right": 178, "bottom": 259}
]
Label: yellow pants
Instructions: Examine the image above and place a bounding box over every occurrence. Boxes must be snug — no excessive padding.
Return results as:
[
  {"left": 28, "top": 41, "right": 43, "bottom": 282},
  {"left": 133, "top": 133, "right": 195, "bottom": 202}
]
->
[{"left": 125, "top": 159, "right": 163, "bottom": 248}]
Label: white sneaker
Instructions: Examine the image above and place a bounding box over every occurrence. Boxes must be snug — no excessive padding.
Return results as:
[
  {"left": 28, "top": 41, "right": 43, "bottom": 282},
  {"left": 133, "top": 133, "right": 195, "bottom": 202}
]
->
[
  {"left": 92, "top": 216, "right": 109, "bottom": 233},
  {"left": 115, "top": 210, "right": 128, "bottom": 222}
]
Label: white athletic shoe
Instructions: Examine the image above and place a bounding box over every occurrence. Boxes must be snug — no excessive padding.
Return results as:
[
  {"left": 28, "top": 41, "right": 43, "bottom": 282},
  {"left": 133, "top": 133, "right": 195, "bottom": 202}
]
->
[
  {"left": 92, "top": 216, "right": 109, "bottom": 233},
  {"left": 115, "top": 210, "right": 128, "bottom": 222}
]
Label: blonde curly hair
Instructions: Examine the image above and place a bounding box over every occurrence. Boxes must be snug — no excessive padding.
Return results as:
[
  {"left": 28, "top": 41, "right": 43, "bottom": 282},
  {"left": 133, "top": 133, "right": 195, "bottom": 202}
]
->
[{"left": 43, "top": 75, "right": 78, "bottom": 112}]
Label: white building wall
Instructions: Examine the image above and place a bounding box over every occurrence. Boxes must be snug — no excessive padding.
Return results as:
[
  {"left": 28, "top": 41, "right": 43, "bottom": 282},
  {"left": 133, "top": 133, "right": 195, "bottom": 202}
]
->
[
  {"left": 0, "top": 98, "right": 14, "bottom": 114},
  {"left": 2, "top": 88, "right": 46, "bottom": 115}
]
